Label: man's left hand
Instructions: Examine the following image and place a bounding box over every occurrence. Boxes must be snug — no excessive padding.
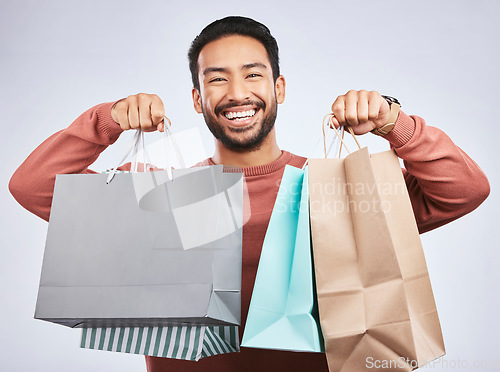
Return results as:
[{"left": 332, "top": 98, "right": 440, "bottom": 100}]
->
[{"left": 330, "top": 90, "right": 390, "bottom": 135}]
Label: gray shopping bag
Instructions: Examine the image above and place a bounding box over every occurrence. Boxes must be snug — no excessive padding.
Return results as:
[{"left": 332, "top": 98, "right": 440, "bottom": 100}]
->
[{"left": 35, "top": 165, "right": 243, "bottom": 328}]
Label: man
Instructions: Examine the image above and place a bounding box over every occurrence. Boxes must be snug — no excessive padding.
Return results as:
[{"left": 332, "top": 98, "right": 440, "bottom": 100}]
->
[{"left": 9, "top": 16, "right": 489, "bottom": 372}]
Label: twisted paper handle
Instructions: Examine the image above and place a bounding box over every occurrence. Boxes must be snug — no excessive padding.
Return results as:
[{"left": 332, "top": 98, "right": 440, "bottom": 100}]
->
[{"left": 322, "top": 113, "right": 361, "bottom": 158}]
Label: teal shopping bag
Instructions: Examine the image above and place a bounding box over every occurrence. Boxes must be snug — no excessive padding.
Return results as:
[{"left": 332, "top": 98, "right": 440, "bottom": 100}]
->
[{"left": 241, "top": 165, "right": 323, "bottom": 352}]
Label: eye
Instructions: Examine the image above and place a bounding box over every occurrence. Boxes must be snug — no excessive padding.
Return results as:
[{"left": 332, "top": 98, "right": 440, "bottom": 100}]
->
[
  {"left": 209, "top": 77, "right": 226, "bottom": 83},
  {"left": 247, "top": 73, "right": 262, "bottom": 78}
]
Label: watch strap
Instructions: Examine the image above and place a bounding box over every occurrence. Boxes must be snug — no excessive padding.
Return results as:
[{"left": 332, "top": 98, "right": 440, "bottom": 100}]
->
[{"left": 371, "top": 102, "right": 401, "bottom": 136}]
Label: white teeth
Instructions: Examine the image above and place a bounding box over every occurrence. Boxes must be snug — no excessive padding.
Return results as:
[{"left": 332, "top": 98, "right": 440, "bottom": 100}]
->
[{"left": 224, "top": 109, "right": 256, "bottom": 120}]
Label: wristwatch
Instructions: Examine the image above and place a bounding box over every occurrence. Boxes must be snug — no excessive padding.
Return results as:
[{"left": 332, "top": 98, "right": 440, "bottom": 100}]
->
[{"left": 371, "top": 95, "right": 401, "bottom": 136}]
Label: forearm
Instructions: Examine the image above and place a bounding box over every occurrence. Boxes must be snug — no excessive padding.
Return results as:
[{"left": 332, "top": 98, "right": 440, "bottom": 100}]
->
[
  {"left": 384, "top": 111, "right": 490, "bottom": 233},
  {"left": 9, "top": 101, "right": 123, "bottom": 221}
]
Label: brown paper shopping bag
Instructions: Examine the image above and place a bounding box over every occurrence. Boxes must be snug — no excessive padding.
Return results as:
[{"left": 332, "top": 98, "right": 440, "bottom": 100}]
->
[{"left": 308, "top": 119, "right": 445, "bottom": 371}]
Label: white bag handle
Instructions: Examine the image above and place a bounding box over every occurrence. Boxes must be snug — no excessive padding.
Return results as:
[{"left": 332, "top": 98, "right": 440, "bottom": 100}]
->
[
  {"left": 107, "top": 130, "right": 142, "bottom": 184},
  {"left": 162, "top": 116, "right": 186, "bottom": 179},
  {"left": 131, "top": 129, "right": 147, "bottom": 173},
  {"left": 106, "top": 117, "right": 185, "bottom": 184}
]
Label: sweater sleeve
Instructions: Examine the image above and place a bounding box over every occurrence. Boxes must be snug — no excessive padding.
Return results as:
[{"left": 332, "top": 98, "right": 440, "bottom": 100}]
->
[
  {"left": 383, "top": 111, "right": 490, "bottom": 234},
  {"left": 9, "top": 102, "right": 124, "bottom": 222}
]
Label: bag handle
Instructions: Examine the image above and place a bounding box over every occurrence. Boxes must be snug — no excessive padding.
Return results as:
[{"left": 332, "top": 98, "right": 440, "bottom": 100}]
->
[
  {"left": 322, "top": 113, "right": 361, "bottom": 158},
  {"left": 106, "top": 116, "right": 185, "bottom": 184},
  {"left": 301, "top": 114, "right": 347, "bottom": 169},
  {"left": 130, "top": 129, "right": 149, "bottom": 173},
  {"left": 107, "top": 130, "right": 142, "bottom": 184},
  {"left": 162, "top": 116, "right": 186, "bottom": 179}
]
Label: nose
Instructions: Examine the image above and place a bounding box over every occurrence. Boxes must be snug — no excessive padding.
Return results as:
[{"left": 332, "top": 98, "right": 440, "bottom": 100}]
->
[{"left": 226, "top": 78, "right": 250, "bottom": 102}]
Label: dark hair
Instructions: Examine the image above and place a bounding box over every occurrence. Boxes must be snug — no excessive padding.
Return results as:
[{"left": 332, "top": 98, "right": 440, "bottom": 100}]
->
[{"left": 188, "top": 16, "right": 280, "bottom": 89}]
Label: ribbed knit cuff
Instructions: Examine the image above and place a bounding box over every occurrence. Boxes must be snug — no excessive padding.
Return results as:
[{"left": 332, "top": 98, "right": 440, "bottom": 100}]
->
[
  {"left": 96, "top": 101, "right": 124, "bottom": 142},
  {"left": 383, "top": 110, "right": 415, "bottom": 148}
]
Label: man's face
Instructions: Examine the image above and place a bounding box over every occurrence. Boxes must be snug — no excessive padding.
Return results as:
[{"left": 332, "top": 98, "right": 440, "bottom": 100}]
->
[{"left": 192, "top": 35, "right": 285, "bottom": 151}]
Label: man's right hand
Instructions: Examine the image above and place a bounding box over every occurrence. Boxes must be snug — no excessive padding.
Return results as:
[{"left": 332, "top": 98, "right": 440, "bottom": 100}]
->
[{"left": 111, "top": 93, "right": 166, "bottom": 132}]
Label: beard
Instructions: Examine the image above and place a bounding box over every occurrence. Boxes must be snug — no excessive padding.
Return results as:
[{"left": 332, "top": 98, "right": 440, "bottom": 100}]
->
[{"left": 202, "top": 98, "right": 277, "bottom": 152}]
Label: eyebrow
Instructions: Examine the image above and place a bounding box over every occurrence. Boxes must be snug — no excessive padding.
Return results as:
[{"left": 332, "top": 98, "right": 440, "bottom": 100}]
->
[
  {"left": 202, "top": 63, "right": 268, "bottom": 76},
  {"left": 242, "top": 62, "right": 267, "bottom": 70}
]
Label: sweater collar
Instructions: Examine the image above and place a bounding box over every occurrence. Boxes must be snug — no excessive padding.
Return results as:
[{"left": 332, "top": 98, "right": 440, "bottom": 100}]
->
[{"left": 199, "top": 151, "right": 293, "bottom": 177}]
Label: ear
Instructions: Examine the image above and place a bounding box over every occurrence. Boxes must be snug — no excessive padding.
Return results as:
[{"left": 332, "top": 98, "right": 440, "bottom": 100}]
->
[
  {"left": 192, "top": 87, "right": 203, "bottom": 113},
  {"left": 275, "top": 75, "right": 286, "bottom": 104}
]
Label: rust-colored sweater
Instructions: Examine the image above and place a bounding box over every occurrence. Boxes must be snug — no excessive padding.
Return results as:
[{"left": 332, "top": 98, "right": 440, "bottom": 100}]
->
[{"left": 9, "top": 102, "right": 489, "bottom": 372}]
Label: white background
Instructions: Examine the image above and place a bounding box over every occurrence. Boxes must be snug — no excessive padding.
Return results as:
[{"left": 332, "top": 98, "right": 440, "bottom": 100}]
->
[{"left": 1, "top": 0, "right": 498, "bottom": 371}]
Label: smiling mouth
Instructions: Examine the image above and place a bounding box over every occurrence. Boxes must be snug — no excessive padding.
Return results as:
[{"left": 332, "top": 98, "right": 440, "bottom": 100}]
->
[{"left": 223, "top": 109, "right": 257, "bottom": 121}]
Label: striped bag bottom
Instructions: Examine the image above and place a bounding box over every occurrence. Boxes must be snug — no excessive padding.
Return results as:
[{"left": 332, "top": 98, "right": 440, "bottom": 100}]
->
[{"left": 81, "top": 325, "right": 240, "bottom": 361}]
